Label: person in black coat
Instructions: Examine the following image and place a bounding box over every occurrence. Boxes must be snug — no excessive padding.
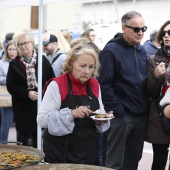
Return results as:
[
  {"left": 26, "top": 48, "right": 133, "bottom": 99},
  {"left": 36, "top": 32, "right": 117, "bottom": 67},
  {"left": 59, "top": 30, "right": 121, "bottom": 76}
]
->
[{"left": 6, "top": 33, "right": 55, "bottom": 148}]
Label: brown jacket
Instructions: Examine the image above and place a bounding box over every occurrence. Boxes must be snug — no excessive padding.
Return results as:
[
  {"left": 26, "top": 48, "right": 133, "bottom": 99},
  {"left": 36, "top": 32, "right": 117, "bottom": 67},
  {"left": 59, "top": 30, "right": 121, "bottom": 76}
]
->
[{"left": 145, "top": 48, "right": 170, "bottom": 144}]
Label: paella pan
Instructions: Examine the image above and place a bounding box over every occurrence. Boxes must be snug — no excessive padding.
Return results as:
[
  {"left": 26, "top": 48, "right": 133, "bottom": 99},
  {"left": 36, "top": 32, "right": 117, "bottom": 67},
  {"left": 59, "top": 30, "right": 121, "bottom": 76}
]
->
[
  {"left": 15, "top": 163, "right": 114, "bottom": 170},
  {"left": 0, "top": 144, "right": 45, "bottom": 169}
]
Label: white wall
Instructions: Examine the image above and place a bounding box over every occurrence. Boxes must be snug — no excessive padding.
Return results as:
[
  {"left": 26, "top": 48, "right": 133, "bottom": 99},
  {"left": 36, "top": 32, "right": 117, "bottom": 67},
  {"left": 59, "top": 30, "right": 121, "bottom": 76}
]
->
[
  {"left": 0, "top": 6, "right": 31, "bottom": 41},
  {"left": 44, "top": 2, "right": 82, "bottom": 31},
  {"left": 0, "top": 0, "right": 169, "bottom": 43},
  {"left": 0, "top": 2, "right": 82, "bottom": 41}
]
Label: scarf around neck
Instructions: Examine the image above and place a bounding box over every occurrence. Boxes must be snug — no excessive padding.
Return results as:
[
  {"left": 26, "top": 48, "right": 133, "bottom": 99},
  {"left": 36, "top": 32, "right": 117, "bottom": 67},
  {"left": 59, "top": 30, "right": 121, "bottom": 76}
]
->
[
  {"left": 20, "top": 50, "right": 38, "bottom": 90},
  {"left": 164, "top": 46, "right": 170, "bottom": 56}
]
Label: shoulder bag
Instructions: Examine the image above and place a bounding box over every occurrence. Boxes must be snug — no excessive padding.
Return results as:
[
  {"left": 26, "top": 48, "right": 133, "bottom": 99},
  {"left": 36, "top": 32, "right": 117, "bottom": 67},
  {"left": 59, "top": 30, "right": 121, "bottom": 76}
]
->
[{"left": 0, "top": 86, "right": 12, "bottom": 107}]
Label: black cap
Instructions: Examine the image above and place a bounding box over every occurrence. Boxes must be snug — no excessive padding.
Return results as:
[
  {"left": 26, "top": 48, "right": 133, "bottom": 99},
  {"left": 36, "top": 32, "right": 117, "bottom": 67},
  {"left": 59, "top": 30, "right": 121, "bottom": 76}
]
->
[{"left": 42, "top": 33, "right": 58, "bottom": 46}]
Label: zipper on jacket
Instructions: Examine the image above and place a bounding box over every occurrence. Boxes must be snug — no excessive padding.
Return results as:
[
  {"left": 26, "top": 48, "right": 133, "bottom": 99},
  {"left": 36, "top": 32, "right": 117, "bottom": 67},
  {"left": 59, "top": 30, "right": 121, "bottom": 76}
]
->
[{"left": 134, "top": 48, "right": 143, "bottom": 81}]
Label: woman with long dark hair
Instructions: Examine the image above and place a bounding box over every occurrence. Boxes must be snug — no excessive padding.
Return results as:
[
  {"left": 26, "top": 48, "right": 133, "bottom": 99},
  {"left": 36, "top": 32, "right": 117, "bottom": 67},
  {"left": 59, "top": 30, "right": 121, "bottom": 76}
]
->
[{"left": 146, "top": 20, "right": 170, "bottom": 170}]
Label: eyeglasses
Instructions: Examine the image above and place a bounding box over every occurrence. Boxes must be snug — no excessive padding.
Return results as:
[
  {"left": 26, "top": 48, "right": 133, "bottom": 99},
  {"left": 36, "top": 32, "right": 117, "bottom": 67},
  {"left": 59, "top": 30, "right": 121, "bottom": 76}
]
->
[
  {"left": 18, "top": 41, "right": 30, "bottom": 48},
  {"left": 161, "top": 30, "right": 170, "bottom": 37},
  {"left": 124, "top": 24, "right": 147, "bottom": 33},
  {"left": 7, "top": 48, "right": 17, "bottom": 52}
]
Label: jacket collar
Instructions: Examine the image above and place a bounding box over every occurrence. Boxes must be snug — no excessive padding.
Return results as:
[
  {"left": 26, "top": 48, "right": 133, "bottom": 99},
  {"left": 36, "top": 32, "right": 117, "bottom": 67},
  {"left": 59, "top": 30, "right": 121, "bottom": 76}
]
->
[
  {"left": 106, "top": 34, "right": 142, "bottom": 50},
  {"left": 68, "top": 73, "right": 90, "bottom": 87}
]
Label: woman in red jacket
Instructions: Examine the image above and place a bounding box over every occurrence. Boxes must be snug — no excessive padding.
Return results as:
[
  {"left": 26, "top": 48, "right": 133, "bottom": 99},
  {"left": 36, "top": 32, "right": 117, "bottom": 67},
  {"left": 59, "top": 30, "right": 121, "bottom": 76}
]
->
[{"left": 37, "top": 44, "right": 112, "bottom": 164}]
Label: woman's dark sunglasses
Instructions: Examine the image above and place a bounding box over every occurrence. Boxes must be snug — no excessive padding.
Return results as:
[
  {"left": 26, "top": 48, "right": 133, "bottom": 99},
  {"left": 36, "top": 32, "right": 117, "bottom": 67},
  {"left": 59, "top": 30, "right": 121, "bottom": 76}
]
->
[
  {"left": 124, "top": 24, "right": 147, "bottom": 33},
  {"left": 161, "top": 30, "right": 170, "bottom": 37}
]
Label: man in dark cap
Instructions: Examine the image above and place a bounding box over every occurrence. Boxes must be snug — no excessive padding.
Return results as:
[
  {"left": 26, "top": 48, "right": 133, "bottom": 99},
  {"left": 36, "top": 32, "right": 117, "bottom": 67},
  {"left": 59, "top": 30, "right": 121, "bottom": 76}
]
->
[{"left": 42, "top": 33, "right": 67, "bottom": 77}]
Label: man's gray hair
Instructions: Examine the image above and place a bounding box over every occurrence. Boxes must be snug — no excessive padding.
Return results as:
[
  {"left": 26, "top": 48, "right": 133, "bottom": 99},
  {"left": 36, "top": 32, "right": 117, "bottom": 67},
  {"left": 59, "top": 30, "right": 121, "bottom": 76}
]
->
[
  {"left": 121, "top": 11, "right": 142, "bottom": 25},
  {"left": 150, "top": 30, "right": 158, "bottom": 41}
]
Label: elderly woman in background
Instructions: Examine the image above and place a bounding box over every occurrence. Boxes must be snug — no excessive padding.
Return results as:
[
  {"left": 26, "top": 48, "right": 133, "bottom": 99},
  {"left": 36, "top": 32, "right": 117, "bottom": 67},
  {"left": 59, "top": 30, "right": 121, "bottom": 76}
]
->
[
  {"left": 37, "top": 44, "right": 112, "bottom": 164},
  {"left": 6, "top": 33, "right": 55, "bottom": 148},
  {"left": 0, "top": 40, "right": 19, "bottom": 142},
  {"left": 146, "top": 20, "right": 170, "bottom": 170}
]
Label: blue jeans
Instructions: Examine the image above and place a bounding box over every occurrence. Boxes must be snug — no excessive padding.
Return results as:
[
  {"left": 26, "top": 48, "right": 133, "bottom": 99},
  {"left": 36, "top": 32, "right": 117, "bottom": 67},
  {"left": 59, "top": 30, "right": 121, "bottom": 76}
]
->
[{"left": 0, "top": 108, "right": 13, "bottom": 142}]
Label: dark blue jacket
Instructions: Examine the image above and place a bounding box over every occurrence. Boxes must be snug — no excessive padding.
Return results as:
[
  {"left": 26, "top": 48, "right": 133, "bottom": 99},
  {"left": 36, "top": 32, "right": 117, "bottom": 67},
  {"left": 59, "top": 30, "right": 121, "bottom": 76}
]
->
[
  {"left": 143, "top": 40, "right": 158, "bottom": 59},
  {"left": 98, "top": 35, "right": 149, "bottom": 117}
]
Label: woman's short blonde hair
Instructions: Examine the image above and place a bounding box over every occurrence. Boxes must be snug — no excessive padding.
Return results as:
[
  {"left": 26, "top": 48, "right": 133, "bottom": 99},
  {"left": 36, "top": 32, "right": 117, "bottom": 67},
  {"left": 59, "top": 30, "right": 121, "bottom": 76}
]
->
[
  {"left": 16, "top": 32, "right": 35, "bottom": 49},
  {"left": 62, "top": 43, "right": 100, "bottom": 76},
  {"left": 2, "top": 40, "right": 19, "bottom": 61}
]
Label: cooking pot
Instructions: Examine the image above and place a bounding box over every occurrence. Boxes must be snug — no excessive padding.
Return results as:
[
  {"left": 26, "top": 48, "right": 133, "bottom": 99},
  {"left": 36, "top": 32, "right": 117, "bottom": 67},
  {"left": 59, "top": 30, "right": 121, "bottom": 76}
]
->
[
  {"left": 15, "top": 163, "right": 114, "bottom": 170},
  {"left": 0, "top": 143, "right": 45, "bottom": 169}
]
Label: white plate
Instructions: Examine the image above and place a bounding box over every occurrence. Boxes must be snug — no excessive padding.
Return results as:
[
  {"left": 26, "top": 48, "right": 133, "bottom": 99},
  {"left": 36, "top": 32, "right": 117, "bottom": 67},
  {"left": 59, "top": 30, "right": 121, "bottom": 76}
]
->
[{"left": 91, "top": 114, "right": 114, "bottom": 121}]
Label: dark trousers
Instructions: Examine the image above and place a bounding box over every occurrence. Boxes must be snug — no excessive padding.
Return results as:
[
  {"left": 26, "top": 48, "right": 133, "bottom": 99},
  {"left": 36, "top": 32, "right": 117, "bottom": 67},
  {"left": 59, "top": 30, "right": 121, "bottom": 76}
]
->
[
  {"left": 95, "top": 132, "right": 103, "bottom": 166},
  {"left": 105, "top": 113, "right": 147, "bottom": 170},
  {"left": 102, "top": 130, "right": 108, "bottom": 166},
  {"left": 17, "top": 131, "right": 37, "bottom": 148},
  {"left": 151, "top": 143, "right": 169, "bottom": 170}
]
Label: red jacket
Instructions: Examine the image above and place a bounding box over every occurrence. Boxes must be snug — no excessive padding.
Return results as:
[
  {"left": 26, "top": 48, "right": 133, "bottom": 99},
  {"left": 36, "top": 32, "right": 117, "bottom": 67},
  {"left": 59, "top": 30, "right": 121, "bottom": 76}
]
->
[{"left": 45, "top": 73, "right": 99, "bottom": 102}]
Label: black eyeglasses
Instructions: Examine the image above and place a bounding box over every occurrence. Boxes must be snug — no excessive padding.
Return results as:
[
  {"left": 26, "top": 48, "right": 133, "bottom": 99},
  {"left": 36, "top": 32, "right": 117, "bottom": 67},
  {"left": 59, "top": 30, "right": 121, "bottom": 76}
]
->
[
  {"left": 124, "top": 24, "right": 147, "bottom": 33},
  {"left": 18, "top": 41, "right": 30, "bottom": 48},
  {"left": 161, "top": 30, "right": 170, "bottom": 37}
]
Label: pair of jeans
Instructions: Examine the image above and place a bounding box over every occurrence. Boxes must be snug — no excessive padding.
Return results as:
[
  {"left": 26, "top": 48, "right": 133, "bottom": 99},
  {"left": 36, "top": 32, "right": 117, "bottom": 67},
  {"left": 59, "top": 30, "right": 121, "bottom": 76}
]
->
[
  {"left": 105, "top": 112, "right": 147, "bottom": 170},
  {"left": 0, "top": 108, "right": 13, "bottom": 142}
]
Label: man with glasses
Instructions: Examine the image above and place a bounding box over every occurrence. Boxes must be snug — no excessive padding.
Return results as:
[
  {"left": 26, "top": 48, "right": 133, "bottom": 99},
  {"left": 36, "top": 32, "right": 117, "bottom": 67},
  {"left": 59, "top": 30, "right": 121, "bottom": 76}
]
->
[
  {"left": 98, "top": 11, "right": 149, "bottom": 170},
  {"left": 42, "top": 33, "right": 67, "bottom": 77}
]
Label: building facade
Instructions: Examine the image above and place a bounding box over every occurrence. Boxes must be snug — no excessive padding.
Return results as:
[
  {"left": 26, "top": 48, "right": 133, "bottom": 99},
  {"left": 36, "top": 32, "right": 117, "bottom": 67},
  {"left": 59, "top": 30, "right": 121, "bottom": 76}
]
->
[{"left": 0, "top": 0, "right": 169, "bottom": 43}]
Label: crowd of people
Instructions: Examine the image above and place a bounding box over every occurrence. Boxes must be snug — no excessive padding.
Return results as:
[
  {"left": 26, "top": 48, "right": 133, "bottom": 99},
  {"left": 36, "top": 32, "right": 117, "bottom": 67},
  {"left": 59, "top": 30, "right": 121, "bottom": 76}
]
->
[{"left": 0, "top": 10, "right": 170, "bottom": 170}]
